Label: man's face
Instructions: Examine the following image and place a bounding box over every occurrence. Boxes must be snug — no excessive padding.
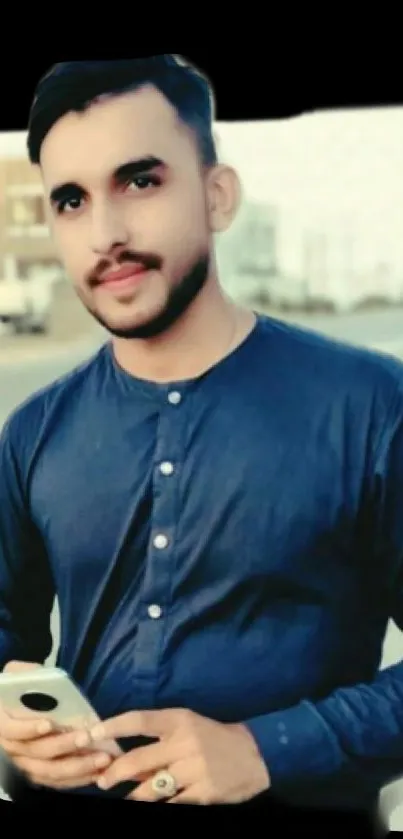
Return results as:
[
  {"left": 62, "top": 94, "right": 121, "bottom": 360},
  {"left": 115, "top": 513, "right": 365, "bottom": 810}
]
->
[{"left": 40, "top": 85, "right": 226, "bottom": 339}]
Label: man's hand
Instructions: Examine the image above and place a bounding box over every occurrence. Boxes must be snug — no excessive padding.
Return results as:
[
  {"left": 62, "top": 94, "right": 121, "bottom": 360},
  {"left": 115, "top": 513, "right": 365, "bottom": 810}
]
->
[
  {"left": 85, "top": 708, "right": 270, "bottom": 804},
  {"left": 0, "top": 661, "right": 112, "bottom": 790}
]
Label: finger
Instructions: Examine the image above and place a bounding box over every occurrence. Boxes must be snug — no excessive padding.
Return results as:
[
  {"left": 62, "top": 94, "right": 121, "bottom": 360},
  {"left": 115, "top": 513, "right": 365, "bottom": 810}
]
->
[
  {"left": 90, "top": 709, "right": 184, "bottom": 743},
  {"left": 30, "top": 770, "right": 101, "bottom": 790},
  {"left": 0, "top": 711, "right": 56, "bottom": 742},
  {"left": 2, "top": 661, "right": 42, "bottom": 674},
  {"left": 168, "top": 782, "right": 211, "bottom": 805},
  {"left": 0, "top": 727, "right": 101, "bottom": 761},
  {"left": 127, "top": 757, "right": 202, "bottom": 802},
  {"left": 96, "top": 739, "right": 185, "bottom": 791},
  {"left": 2, "top": 735, "right": 102, "bottom": 762},
  {"left": 16, "top": 750, "right": 112, "bottom": 785}
]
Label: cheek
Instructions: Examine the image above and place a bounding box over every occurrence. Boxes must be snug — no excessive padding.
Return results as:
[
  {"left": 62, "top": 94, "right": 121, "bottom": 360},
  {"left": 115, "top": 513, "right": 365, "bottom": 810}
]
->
[
  {"left": 52, "top": 224, "right": 87, "bottom": 282},
  {"left": 153, "top": 184, "right": 208, "bottom": 239},
  {"left": 162, "top": 197, "right": 209, "bottom": 255}
]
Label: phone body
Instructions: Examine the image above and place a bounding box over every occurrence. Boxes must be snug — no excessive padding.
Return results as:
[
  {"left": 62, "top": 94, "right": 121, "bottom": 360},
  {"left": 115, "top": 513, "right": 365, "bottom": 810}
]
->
[{"left": 0, "top": 666, "right": 121, "bottom": 757}]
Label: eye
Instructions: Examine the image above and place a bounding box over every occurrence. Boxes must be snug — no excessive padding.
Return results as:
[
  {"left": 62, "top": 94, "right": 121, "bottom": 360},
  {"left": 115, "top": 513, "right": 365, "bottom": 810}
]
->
[
  {"left": 126, "top": 174, "right": 160, "bottom": 191},
  {"left": 57, "top": 196, "right": 83, "bottom": 215}
]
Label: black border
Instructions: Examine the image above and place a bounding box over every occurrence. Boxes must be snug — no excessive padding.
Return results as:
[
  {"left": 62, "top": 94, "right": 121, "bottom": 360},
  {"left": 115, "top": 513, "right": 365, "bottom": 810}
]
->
[{"left": 0, "top": 51, "right": 400, "bottom": 836}]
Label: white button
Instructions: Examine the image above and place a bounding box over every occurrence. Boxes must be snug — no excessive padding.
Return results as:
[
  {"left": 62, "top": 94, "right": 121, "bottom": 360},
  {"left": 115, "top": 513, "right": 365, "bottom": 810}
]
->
[
  {"left": 168, "top": 391, "right": 181, "bottom": 405},
  {"left": 148, "top": 604, "right": 162, "bottom": 619},
  {"left": 160, "top": 461, "right": 174, "bottom": 476},
  {"left": 153, "top": 533, "right": 169, "bottom": 550}
]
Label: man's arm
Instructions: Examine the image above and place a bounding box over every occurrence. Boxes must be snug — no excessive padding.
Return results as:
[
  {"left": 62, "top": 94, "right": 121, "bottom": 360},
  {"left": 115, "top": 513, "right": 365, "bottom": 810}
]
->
[
  {"left": 0, "top": 415, "right": 55, "bottom": 669},
  {"left": 245, "top": 372, "right": 403, "bottom": 797},
  {"left": 0, "top": 419, "right": 111, "bottom": 795}
]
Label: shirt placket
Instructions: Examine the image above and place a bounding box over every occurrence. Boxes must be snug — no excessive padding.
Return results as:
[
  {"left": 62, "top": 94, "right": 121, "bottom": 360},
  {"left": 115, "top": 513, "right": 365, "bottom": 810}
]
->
[{"left": 134, "top": 387, "right": 187, "bottom": 681}]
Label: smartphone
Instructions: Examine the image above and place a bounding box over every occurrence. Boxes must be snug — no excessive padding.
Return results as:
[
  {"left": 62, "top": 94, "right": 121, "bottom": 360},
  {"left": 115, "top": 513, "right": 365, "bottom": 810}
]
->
[{"left": 0, "top": 666, "right": 121, "bottom": 757}]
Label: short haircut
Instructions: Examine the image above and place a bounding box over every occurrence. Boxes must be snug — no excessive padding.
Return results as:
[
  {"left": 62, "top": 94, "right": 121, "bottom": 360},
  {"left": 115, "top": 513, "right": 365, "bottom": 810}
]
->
[{"left": 27, "top": 55, "right": 218, "bottom": 167}]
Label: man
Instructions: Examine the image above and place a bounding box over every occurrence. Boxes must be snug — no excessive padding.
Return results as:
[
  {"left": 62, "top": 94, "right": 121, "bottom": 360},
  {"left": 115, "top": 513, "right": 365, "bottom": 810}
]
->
[{"left": 0, "top": 56, "right": 401, "bottom": 828}]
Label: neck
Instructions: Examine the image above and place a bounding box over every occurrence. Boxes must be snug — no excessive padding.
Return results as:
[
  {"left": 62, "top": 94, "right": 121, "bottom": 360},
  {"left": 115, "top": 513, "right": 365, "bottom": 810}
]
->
[{"left": 110, "top": 277, "right": 255, "bottom": 383}]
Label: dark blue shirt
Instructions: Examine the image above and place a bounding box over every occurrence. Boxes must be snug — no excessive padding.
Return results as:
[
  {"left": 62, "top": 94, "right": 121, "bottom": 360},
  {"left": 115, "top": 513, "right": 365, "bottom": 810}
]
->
[{"left": 1, "top": 313, "right": 403, "bottom": 812}]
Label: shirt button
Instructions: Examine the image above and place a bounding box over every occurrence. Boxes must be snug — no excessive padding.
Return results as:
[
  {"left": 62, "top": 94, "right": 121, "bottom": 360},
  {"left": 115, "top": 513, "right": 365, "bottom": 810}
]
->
[
  {"left": 153, "top": 533, "right": 169, "bottom": 550},
  {"left": 160, "top": 461, "right": 174, "bottom": 476},
  {"left": 148, "top": 604, "right": 162, "bottom": 620},
  {"left": 168, "top": 391, "right": 181, "bottom": 405}
]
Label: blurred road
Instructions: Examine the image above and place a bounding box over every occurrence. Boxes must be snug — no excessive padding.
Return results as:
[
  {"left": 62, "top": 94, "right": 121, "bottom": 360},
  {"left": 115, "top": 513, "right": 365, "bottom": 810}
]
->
[
  {"left": 0, "top": 336, "right": 103, "bottom": 426},
  {"left": 1, "top": 308, "right": 403, "bottom": 822},
  {"left": 279, "top": 305, "right": 403, "bottom": 346}
]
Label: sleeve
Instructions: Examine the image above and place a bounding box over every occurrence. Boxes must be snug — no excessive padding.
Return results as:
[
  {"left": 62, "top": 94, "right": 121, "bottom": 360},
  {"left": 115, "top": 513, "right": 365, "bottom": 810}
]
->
[
  {"left": 244, "top": 373, "right": 403, "bottom": 795},
  {"left": 0, "top": 415, "right": 55, "bottom": 669}
]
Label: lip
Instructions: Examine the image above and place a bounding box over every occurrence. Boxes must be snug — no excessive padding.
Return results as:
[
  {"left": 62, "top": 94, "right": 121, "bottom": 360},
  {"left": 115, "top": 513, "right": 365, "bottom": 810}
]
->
[{"left": 99, "top": 265, "right": 148, "bottom": 290}]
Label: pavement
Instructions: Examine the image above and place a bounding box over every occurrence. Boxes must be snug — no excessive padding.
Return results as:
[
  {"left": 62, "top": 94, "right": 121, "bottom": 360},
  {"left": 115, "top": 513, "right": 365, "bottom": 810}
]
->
[
  {"left": 1, "top": 307, "right": 403, "bottom": 822},
  {"left": 0, "top": 334, "right": 101, "bottom": 369},
  {"left": 0, "top": 334, "right": 105, "bottom": 425}
]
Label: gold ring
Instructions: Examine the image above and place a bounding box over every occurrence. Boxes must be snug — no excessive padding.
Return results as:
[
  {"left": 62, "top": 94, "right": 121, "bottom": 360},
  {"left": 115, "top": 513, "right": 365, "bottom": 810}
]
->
[{"left": 151, "top": 769, "right": 178, "bottom": 799}]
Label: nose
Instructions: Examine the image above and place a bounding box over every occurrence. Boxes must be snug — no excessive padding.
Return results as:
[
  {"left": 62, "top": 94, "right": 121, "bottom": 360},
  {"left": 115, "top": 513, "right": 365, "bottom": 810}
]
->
[{"left": 90, "top": 198, "right": 130, "bottom": 255}]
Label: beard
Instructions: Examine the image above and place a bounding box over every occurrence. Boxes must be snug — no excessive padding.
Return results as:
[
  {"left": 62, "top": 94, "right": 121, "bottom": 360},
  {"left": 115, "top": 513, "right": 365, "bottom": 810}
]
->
[{"left": 77, "top": 251, "right": 211, "bottom": 340}]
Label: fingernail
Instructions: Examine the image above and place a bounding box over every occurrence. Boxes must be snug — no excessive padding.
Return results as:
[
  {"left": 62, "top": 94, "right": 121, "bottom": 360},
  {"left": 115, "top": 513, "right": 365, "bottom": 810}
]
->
[
  {"left": 37, "top": 720, "right": 52, "bottom": 735},
  {"left": 97, "top": 775, "right": 110, "bottom": 789},
  {"left": 90, "top": 724, "right": 105, "bottom": 740},
  {"left": 94, "top": 753, "right": 111, "bottom": 769},
  {"left": 75, "top": 732, "right": 91, "bottom": 748}
]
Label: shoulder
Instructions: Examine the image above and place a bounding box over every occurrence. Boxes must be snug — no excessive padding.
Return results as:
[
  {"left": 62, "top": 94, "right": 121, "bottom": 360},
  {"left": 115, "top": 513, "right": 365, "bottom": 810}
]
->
[
  {"left": 256, "top": 313, "right": 403, "bottom": 412},
  {"left": 1, "top": 345, "right": 109, "bottom": 457}
]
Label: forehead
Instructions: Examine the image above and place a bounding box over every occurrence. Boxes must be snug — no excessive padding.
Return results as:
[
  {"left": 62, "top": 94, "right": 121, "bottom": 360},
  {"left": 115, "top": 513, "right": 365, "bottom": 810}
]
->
[{"left": 40, "top": 85, "right": 197, "bottom": 190}]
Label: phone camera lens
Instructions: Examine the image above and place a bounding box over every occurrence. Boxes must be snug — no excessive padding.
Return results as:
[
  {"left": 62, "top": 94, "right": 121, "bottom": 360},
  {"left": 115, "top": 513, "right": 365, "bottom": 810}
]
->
[{"left": 20, "top": 692, "right": 58, "bottom": 713}]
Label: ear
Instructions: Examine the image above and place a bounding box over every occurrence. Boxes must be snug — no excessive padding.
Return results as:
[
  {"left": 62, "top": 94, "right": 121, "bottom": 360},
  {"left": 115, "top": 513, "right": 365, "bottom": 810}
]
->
[{"left": 206, "top": 164, "right": 242, "bottom": 234}]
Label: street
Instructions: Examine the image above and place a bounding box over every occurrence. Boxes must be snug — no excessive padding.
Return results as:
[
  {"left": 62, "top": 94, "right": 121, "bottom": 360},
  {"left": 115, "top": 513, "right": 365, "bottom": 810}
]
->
[
  {"left": 1, "top": 307, "right": 403, "bottom": 822},
  {"left": 274, "top": 305, "right": 403, "bottom": 346},
  {"left": 0, "top": 336, "right": 103, "bottom": 426}
]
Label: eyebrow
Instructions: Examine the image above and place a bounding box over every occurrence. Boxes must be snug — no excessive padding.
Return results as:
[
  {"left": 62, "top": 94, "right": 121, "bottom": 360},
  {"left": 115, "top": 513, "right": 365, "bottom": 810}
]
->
[{"left": 48, "top": 155, "right": 166, "bottom": 205}]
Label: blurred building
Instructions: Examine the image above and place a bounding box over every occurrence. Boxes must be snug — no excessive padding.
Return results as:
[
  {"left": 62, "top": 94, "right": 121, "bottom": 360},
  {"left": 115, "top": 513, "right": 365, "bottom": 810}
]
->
[
  {"left": 216, "top": 199, "right": 279, "bottom": 301},
  {"left": 301, "top": 228, "right": 355, "bottom": 311},
  {"left": 0, "top": 155, "right": 62, "bottom": 281},
  {"left": 301, "top": 227, "right": 403, "bottom": 311}
]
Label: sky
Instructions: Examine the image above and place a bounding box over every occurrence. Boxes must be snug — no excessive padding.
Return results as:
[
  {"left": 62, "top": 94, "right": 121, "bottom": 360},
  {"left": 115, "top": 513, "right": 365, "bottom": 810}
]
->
[{"left": 1, "top": 107, "right": 403, "bottom": 275}]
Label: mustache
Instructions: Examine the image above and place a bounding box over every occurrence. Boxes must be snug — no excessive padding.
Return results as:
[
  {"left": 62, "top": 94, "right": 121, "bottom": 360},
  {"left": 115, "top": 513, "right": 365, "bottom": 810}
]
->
[{"left": 87, "top": 251, "right": 163, "bottom": 287}]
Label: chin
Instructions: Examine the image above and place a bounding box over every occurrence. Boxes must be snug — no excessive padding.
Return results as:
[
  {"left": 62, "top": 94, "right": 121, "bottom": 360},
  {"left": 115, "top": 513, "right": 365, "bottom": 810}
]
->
[
  {"left": 100, "top": 314, "right": 163, "bottom": 339},
  {"left": 103, "top": 321, "right": 150, "bottom": 338}
]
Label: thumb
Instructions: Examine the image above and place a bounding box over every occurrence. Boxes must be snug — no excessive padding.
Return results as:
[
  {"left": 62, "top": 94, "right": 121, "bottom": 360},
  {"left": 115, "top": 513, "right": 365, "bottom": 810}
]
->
[{"left": 3, "top": 661, "right": 42, "bottom": 674}]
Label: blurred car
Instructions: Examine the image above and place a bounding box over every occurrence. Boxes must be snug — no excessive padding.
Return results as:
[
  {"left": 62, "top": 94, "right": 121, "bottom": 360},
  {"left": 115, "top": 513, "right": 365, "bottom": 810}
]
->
[{"left": 0, "top": 277, "right": 53, "bottom": 334}]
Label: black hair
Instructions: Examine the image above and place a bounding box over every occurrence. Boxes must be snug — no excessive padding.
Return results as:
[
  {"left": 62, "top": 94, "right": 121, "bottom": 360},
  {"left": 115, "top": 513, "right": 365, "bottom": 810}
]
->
[{"left": 27, "top": 55, "right": 218, "bottom": 166}]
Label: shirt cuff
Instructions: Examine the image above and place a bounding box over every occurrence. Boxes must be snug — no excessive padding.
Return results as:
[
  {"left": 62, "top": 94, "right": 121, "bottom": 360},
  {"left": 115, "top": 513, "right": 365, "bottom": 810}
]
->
[{"left": 244, "top": 700, "right": 345, "bottom": 789}]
